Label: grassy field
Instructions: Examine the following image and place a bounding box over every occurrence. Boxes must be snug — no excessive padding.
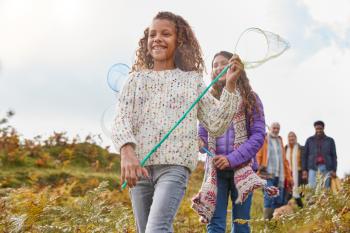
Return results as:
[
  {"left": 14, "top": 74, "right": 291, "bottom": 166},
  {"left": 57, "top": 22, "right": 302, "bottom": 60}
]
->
[
  {"left": 1, "top": 161, "right": 349, "bottom": 233},
  {"left": 0, "top": 160, "right": 266, "bottom": 232},
  {"left": 0, "top": 121, "right": 349, "bottom": 232}
]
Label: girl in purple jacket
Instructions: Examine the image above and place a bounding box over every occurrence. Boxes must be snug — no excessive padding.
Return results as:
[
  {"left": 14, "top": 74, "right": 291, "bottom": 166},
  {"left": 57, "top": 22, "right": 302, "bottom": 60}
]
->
[{"left": 198, "top": 51, "right": 266, "bottom": 233}]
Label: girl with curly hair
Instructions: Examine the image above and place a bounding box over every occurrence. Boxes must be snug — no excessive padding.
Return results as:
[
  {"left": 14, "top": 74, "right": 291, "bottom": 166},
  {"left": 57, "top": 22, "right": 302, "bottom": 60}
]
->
[{"left": 112, "top": 12, "right": 245, "bottom": 232}]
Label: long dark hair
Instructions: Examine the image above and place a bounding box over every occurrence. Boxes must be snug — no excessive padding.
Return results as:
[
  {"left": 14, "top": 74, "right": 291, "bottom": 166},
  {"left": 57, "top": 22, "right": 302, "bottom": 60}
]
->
[{"left": 211, "top": 51, "right": 260, "bottom": 123}]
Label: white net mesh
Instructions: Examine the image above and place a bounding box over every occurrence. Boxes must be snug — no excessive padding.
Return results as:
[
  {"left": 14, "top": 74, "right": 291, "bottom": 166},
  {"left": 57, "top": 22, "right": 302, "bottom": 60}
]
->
[{"left": 234, "top": 27, "right": 290, "bottom": 69}]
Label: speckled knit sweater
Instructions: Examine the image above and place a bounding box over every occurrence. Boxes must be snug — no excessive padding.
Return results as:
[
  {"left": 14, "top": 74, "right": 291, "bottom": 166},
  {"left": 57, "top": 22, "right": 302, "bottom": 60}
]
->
[{"left": 112, "top": 68, "right": 241, "bottom": 171}]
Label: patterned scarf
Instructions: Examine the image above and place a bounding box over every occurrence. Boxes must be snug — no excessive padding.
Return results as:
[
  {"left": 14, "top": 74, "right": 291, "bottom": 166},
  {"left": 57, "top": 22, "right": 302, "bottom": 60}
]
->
[
  {"left": 191, "top": 102, "right": 279, "bottom": 223},
  {"left": 286, "top": 144, "right": 300, "bottom": 198}
]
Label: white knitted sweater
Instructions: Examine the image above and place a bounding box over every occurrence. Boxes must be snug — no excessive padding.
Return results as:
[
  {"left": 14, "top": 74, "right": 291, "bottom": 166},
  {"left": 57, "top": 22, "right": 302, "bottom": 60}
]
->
[{"left": 112, "top": 68, "right": 241, "bottom": 171}]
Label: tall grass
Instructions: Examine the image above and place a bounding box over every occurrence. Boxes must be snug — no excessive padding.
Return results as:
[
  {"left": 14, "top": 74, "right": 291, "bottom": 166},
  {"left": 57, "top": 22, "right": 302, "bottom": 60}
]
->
[{"left": 1, "top": 112, "right": 349, "bottom": 232}]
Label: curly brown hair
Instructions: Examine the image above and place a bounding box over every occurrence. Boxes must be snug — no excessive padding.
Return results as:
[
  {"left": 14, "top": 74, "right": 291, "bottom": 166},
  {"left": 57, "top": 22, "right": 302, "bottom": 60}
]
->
[
  {"left": 131, "top": 11, "right": 205, "bottom": 73},
  {"left": 210, "top": 51, "right": 261, "bottom": 124}
]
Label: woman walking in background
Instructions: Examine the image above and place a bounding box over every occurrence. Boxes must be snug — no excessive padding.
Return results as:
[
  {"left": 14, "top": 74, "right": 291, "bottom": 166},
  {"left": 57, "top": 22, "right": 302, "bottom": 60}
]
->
[{"left": 285, "top": 131, "right": 305, "bottom": 207}]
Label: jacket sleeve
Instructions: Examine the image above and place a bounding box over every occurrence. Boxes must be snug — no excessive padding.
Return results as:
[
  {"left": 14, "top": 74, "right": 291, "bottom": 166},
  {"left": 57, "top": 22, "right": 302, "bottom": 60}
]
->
[
  {"left": 111, "top": 73, "right": 138, "bottom": 153},
  {"left": 283, "top": 141, "right": 293, "bottom": 182},
  {"left": 300, "top": 145, "right": 305, "bottom": 158},
  {"left": 330, "top": 138, "right": 337, "bottom": 172},
  {"left": 257, "top": 148, "right": 263, "bottom": 167},
  {"left": 198, "top": 123, "right": 208, "bottom": 153},
  {"left": 302, "top": 139, "right": 309, "bottom": 171},
  {"left": 226, "top": 94, "right": 266, "bottom": 168},
  {"left": 197, "top": 75, "right": 241, "bottom": 137},
  {"left": 299, "top": 145, "right": 305, "bottom": 169},
  {"left": 256, "top": 136, "right": 266, "bottom": 167},
  {"left": 284, "top": 159, "right": 293, "bottom": 182}
]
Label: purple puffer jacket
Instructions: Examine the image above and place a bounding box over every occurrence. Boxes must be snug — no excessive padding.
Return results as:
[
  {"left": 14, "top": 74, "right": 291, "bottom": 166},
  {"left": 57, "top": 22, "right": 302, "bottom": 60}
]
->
[{"left": 198, "top": 94, "right": 266, "bottom": 171}]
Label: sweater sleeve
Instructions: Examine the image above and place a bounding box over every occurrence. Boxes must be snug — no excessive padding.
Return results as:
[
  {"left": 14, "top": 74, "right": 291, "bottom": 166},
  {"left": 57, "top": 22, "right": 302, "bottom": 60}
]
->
[
  {"left": 227, "top": 94, "right": 266, "bottom": 168},
  {"left": 283, "top": 140, "right": 293, "bottom": 182},
  {"left": 256, "top": 143, "right": 264, "bottom": 167},
  {"left": 111, "top": 73, "right": 138, "bottom": 154},
  {"left": 197, "top": 75, "right": 241, "bottom": 138},
  {"left": 330, "top": 138, "right": 337, "bottom": 172}
]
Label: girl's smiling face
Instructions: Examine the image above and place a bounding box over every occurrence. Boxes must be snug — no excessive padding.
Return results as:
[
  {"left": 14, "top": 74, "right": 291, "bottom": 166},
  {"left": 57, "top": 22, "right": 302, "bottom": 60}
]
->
[
  {"left": 147, "top": 19, "right": 177, "bottom": 69},
  {"left": 212, "top": 54, "right": 229, "bottom": 82}
]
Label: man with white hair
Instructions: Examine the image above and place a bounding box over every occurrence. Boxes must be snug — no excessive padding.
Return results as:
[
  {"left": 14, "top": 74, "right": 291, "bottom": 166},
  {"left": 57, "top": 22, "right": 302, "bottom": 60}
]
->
[{"left": 257, "top": 122, "right": 293, "bottom": 219}]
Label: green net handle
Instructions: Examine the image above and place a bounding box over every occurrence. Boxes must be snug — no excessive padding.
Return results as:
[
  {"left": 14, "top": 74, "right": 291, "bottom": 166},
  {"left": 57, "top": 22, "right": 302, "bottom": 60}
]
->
[{"left": 121, "top": 65, "right": 230, "bottom": 190}]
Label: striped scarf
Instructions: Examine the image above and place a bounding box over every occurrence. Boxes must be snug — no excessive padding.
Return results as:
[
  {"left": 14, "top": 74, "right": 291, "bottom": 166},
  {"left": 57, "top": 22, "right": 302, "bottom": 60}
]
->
[{"left": 191, "top": 101, "right": 279, "bottom": 223}]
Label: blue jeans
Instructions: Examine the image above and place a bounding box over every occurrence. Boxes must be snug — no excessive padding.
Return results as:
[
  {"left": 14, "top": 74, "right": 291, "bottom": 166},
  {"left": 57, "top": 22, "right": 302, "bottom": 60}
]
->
[
  {"left": 308, "top": 164, "right": 331, "bottom": 188},
  {"left": 207, "top": 170, "right": 252, "bottom": 233},
  {"left": 263, "top": 177, "right": 286, "bottom": 209},
  {"left": 129, "top": 165, "right": 190, "bottom": 233}
]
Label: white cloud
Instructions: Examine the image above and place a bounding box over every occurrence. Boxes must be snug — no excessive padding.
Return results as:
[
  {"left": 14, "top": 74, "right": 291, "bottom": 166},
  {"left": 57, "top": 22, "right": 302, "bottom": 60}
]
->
[
  {"left": 298, "top": 0, "right": 350, "bottom": 39},
  {"left": 248, "top": 42, "right": 350, "bottom": 177}
]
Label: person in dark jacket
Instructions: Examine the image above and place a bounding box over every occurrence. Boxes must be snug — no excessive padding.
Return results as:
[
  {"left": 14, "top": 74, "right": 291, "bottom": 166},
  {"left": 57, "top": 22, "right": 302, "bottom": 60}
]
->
[
  {"left": 198, "top": 51, "right": 266, "bottom": 233},
  {"left": 302, "top": 121, "right": 337, "bottom": 188}
]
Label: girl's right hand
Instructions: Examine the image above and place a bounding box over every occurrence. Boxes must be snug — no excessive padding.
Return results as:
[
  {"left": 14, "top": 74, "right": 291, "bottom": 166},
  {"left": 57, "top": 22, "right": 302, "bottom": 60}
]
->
[
  {"left": 120, "top": 144, "right": 149, "bottom": 188},
  {"left": 198, "top": 138, "right": 205, "bottom": 150},
  {"left": 225, "top": 54, "right": 244, "bottom": 92}
]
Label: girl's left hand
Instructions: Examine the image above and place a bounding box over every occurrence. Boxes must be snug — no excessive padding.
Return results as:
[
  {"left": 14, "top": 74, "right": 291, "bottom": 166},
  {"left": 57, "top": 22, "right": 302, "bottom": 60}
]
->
[
  {"left": 198, "top": 138, "right": 205, "bottom": 150},
  {"left": 225, "top": 54, "right": 244, "bottom": 92},
  {"left": 213, "top": 155, "right": 230, "bottom": 170}
]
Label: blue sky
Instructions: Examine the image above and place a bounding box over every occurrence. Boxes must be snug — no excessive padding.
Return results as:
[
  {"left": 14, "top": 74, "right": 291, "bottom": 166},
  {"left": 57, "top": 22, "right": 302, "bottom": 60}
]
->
[{"left": 0, "top": 0, "right": 349, "bottom": 177}]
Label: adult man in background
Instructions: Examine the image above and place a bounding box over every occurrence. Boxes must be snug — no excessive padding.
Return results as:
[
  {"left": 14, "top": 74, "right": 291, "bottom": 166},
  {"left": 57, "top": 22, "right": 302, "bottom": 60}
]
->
[
  {"left": 302, "top": 121, "right": 337, "bottom": 188},
  {"left": 257, "top": 122, "right": 293, "bottom": 219}
]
